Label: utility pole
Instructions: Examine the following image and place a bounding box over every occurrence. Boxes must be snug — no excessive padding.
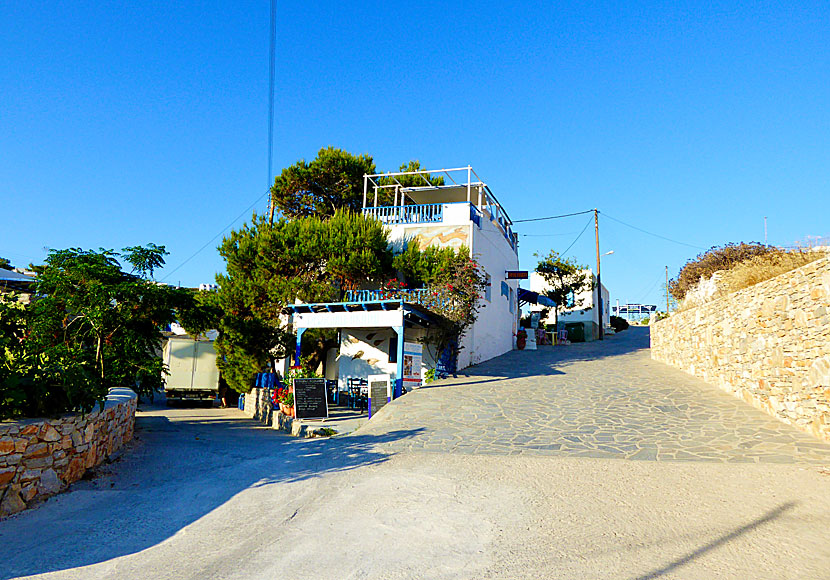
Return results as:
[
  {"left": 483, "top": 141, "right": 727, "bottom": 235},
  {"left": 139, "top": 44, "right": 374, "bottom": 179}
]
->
[
  {"left": 665, "top": 265, "right": 669, "bottom": 314},
  {"left": 594, "top": 209, "right": 603, "bottom": 340},
  {"left": 764, "top": 216, "right": 768, "bottom": 245}
]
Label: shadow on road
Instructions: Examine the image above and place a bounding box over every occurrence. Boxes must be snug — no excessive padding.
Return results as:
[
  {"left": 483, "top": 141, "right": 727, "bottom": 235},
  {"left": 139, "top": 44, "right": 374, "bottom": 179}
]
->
[
  {"left": 631, "top": 501, "right": 798, "bottom": 580},
  {"left": 0, "top": 410, "right": 423, "bottom": 579}
]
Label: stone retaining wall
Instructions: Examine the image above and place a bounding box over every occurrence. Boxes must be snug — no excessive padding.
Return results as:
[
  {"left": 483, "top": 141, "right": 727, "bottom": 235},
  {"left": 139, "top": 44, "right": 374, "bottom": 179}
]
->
[
  {"left": 651, "top": 257, "right": 830, "bottom": 442},
  {"left": 0, "top": 388, "right": 137, "bottom": 517},
  {"left": 242, "top": 387, "right": 273, "bottom": 423}
]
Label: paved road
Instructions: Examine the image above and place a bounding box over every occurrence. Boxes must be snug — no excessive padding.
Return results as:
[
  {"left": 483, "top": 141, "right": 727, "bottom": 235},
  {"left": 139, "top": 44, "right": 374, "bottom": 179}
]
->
[
  {"left": 362, "top": 327, "right": 830, "bottom": 463},
  {"left": 2, "top": 327, "right": 830, "bottom": 579}
]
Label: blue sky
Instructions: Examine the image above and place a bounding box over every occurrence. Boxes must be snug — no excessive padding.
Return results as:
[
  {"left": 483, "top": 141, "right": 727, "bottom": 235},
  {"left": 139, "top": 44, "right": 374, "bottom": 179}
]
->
[{"left": 2, "top": 1, "right": 829, "bottom": 307}]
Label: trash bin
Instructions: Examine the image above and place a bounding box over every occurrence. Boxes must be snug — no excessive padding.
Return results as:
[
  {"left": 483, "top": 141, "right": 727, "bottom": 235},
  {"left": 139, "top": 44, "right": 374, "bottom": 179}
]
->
[{"left": 565, "top": 322, "right": 585, "bottom": 342}]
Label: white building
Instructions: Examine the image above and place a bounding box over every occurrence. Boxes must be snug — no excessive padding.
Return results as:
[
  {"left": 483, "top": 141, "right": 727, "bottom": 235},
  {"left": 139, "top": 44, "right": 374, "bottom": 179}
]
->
[
  {"left": 284, "top": 166, "right": 520, "bottom": 396},
  {"left": 529, "top": 269, "right": 610, "bottom": 341}
]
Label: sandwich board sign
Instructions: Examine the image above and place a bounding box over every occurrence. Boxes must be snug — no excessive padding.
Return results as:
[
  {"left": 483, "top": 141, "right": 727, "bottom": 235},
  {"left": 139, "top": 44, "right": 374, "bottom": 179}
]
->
[
  {"left": 292, "top": 377, "right": 328, "bottom": 420},
  {"left": 367, "top": 374, "right": 392, "bottom": 418}
]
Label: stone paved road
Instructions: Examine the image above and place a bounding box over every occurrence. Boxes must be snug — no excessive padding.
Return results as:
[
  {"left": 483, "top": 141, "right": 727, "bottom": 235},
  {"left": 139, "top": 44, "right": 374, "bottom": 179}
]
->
[{"left": 360, "top": 326, "right": 830, "bottom": 463}]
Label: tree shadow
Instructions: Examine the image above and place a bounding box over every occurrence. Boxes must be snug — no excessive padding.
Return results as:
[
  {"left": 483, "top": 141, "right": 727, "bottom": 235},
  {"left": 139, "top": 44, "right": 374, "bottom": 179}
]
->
[
  {"left": 0, "top": 410, "right": 423, "bottom": 579},
  {"left": 631, "top": 501, "right": 798, "bottom": 580}
]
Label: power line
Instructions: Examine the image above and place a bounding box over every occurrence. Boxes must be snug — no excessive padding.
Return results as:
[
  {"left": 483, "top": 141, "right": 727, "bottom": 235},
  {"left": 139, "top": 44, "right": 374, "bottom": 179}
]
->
[
  {"left": 559, "top": 216, "right": 594, "bottom": 258},
  {"left": 513, "top": 209, "right": 594, "bottom": 223},
  {"left": 160, "top": 191, "right": 270, "bottom": 282},
  {"left": 266, "top": 0, "right": 277, "bottom": 221},
  {"left": 520, "top": 231, "right": 581, "bottom": 238},
  {"left": 601, "top": 211, "right": 705, "bottom": 250}
]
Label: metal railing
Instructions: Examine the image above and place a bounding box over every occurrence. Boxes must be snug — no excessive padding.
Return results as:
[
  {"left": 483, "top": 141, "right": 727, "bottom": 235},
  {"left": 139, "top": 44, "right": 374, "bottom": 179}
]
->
[
  {"left": 362, "top": 203, "right": 443, "bottom": 225},
  {"left": 344, "top": 288, "right": 448, "bottom": 310}
]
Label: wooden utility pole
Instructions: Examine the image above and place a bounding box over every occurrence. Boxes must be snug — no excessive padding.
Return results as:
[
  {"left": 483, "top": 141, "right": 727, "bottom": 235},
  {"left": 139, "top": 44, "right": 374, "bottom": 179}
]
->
[
  {"left": 666, "top": 265, "right": 669, "bottom": 314},
  {"left": 595, "top": 209, "right": 603, "bottom": 340}
]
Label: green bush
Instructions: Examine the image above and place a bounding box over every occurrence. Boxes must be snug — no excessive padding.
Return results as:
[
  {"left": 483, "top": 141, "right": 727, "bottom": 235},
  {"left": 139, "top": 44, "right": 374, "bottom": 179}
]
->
[
  {"left": 0, "top": 246, "right": 213, "bottom": 420},
  {"left": 609, "top": 315, "right": 629, "bottom": 332}
]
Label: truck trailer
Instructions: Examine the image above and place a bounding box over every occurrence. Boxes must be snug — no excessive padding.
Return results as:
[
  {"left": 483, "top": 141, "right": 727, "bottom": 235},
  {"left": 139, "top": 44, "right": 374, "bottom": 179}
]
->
[{"left": 163, "top": 335, "right": 220, "bottom": 404}]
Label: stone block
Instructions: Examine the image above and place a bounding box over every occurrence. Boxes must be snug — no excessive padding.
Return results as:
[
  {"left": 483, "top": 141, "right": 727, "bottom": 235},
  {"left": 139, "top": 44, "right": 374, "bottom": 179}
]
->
[
  {"left": 40, "top": 424, "right": 61, "bottom": 442},
  {"left": 24, "top": 443, "right": 50, "bottom": 459},
  {"left": 0, "top": 489, "right": 26, "bottom": 517},
  {"left": 14, "top": 439, "right": 27, "bottom": 453},
  {"left": 20, "top": 483, "right": 38, "bottom": 502},
  {"left": 63, "top": 458, "right": 86, "bottom": 484},
  {"left": 0, "top": 437, "right": 14, "bottom": 455},
  {"left": 3, "top": 454, "right": 22, "bottom": 466},
  {"left": 18, "top": 424, "right": 39, "bottom": 436},
  {"left": 19, "top": 469, "right": 41, "bottom": 483},
  {"left": 0, "top": 466, "right": 16, "bottom": 486},
  {"left": 26, "top": 456, "right": 53, "bottom": 469},
  {"left": 38, "top": 468, "right": 61, "bottom": 495}
]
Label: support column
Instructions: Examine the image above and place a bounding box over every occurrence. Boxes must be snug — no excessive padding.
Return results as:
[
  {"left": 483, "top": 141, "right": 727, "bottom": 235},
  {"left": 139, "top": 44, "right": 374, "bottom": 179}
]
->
[
  {"left": 295, "top": 328, "right": 306, "bottom": 365},
  {"left": 394, "top": 326, "right": 405, "bottom": 398}
]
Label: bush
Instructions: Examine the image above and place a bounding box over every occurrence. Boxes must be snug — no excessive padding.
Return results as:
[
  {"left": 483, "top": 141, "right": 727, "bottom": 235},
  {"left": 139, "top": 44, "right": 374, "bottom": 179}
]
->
[
  {"left": 669, "top": 242, "right": 774, "bottom": 301},
  {"left": 609, "top": 315, "right": 629, "bottom": 332},
  {"left": 717, "top": 248, "right": 823, "bottom": 294},
  {"left": 0, "top": 246, "right": 212, "bottom": 420}
]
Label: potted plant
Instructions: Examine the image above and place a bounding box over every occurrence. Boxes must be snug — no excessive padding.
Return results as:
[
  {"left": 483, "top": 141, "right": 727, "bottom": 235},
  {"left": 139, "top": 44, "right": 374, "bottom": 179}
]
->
[
  {"left": 276, "top": 388, "right": 295, "bottom": 417},
  {"left": 516, "top": 328, "right": 527, "bottom": 350}
]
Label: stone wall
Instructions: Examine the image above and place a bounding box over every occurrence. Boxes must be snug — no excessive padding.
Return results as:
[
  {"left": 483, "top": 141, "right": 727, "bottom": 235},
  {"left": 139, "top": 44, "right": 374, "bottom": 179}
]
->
[
  {"left": 242, "top": 388, "right": 273, "bottom": 423},
  {"left": 0, "top": 388, "right": 137, "bottom": 517},
  {"left": 651, "top": 257, "right": 830, "bottom": 442}
]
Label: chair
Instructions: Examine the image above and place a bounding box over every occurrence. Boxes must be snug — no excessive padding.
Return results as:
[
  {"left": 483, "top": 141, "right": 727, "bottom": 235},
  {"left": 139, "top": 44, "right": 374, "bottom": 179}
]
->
[
  {"left": 557, "top": 329, "right": 568, "bottom": 344},
  {"left": 346, "top": 377, "right": 368, "bottom": 413}
]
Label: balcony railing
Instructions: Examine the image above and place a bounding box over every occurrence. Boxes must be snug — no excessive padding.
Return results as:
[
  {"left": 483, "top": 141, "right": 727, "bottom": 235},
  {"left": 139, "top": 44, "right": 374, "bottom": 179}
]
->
[
  {"left": 344, "top": 288, "right": 448, "bottom": 310},
  {"left": 362, "top": 203, "right": 443, "bottom": 225}
]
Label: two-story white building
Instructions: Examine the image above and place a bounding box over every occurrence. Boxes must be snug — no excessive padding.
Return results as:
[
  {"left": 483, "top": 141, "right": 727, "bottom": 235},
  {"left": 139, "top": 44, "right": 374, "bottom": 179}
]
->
[{"left": 284, "top": 166, "right": 520, "bottom": 396}]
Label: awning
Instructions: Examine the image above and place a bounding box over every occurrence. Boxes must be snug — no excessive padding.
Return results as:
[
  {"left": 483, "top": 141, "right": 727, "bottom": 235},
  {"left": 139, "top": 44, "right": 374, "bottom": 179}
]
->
[{"left": 518, "top": 288, "right": 556, "bottom": 308}]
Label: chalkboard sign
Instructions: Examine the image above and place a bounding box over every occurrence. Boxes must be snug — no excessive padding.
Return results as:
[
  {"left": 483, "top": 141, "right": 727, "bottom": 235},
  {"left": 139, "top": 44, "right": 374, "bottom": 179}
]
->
[
  {"left": 292, "top": 378, "right": 328, "bottom": 419},
  {"left": 367, "top": 374, "right": 391, "bottom": 418}
]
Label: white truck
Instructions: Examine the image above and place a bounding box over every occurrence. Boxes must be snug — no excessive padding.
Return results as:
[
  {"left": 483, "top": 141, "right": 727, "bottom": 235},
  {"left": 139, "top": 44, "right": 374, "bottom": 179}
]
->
[{"left": 163, "top": 335, "right": 220, "bottom": 404}]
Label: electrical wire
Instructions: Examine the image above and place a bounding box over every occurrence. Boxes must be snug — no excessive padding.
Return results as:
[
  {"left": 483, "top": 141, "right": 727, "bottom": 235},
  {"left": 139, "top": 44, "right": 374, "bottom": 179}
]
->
[
  {"left": 160, "top": 191, "right": 270, "bottom": 282},
  {"left": 601, "top": 211, "right": 705, "bottom": 250},
  {"left": 520, "top": 231, "right": 581, "bottom": 238},
  {"left": 513, "top": 209, "right": 594, "bottom": 223},
  {"left": 559, "top": 216, "right": 594, "bottom": 258}
]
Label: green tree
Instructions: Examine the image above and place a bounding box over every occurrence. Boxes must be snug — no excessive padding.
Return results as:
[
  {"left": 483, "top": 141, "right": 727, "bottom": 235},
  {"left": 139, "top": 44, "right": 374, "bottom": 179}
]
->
[
  {"left": 215, "top": 210, "right": 394, "bottom": 393},
  {"left": 535, "top": 250, "right": 593, "bottom": 328},
  {"left": 377, "top": 160, "right": 445, "bottom": 189},
  {"left": 0, "top": 245, "right": 213, "bottom": 419},
  {"left": 0, "top": 257, "right": 13, "bottom": 270},
  {"left": 269, "top": 146, "right": 377, "bottom": 219}
]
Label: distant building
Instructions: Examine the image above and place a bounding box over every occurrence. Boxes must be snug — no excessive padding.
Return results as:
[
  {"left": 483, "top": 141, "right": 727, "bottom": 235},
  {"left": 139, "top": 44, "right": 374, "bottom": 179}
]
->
[
  {"left": 0, "top": 268, "right": 36, "bottom": 304},
  {"left": 529, "top": 269, "right": 610, "bottom": 341},
  {"left": 612, "top": 303, "right": 656, "bottom": 323}
]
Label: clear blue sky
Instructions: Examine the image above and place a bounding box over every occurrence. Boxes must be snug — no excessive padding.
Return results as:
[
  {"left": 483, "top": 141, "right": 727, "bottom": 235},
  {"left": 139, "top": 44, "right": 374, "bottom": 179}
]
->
[{"left": 2, "top": 1, "right": 829, "bottom": 307}]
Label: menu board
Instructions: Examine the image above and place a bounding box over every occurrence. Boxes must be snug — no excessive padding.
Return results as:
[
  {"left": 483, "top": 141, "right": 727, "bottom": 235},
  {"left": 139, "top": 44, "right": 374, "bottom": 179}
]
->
[
  {"left": 367, "top": 374, "right": 391, "bottom": 418},
  {"left": 292, "top": 378, "right": 328, "bottom": 419}
]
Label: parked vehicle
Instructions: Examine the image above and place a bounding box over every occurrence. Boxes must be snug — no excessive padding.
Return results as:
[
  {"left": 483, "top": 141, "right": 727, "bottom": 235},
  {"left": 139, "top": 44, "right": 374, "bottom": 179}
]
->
[{"left": 163, "top": 335, "right": 220, "bottom": 404}]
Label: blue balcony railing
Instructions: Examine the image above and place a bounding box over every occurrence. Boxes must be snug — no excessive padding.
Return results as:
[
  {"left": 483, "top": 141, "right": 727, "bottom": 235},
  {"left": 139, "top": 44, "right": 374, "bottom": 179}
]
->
[
  {"left": 344, "top": 288, "right": 448, "bottom": 310},
  {"left": 363, "top": 203, "right": 443, "bottom": 225}
]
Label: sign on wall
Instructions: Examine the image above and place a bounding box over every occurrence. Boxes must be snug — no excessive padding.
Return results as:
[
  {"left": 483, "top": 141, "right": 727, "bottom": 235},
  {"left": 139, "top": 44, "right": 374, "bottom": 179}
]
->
[
  {"left": 367, "top": 374, "right": 392, "bottom": 418},
  {"left": 403, "top": 342, "right": 423, "bottom": 389},
  {"left": 292, "top": 378, "right": 328, "bottom": 420}
]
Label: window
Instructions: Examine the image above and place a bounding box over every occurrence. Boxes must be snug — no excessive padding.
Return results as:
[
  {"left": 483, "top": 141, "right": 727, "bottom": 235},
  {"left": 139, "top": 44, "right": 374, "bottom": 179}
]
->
[
  {"left": 566, "top": 291, "right": 576, "bottom": 308},
  {"left": 484, "top": 273, "right": 491, "bottom": 301}
]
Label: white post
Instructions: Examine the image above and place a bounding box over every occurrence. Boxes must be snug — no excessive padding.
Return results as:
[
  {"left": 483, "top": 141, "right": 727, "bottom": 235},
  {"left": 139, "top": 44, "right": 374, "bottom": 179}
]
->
[
  {"left": 467, "top": 165, "right": 471, "bottom": 202},
  {"left": 362, "top": 176, "right": 367, "bottom": 210}
]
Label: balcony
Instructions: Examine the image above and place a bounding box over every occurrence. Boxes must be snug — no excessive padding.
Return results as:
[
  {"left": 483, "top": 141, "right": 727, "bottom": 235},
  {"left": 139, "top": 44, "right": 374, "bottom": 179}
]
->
[
  {"left": 362, "top": 203, "right": 444, "bottom": 225},
  {"left": 344, "top": 288, "right": 449, "bottom": 311}
]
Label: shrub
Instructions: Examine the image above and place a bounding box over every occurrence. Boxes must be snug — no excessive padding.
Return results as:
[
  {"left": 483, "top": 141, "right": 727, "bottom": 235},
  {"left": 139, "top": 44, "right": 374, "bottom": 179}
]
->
[
  {"left": 609, "top": 315, "right": 629, "bottom": 332},
  {"left": 669, "top": 242, "right": 774, "bottom": 301},
  {"left": 717, "top": 248, "right": 823, "bottom": 294},
  {"left": 0, "top": 246, "right": 212, "bottom": 420}
]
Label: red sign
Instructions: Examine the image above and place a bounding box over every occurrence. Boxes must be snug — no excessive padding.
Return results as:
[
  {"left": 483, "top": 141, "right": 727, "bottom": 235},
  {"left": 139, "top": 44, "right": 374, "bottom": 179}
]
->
[{"left": 506, "top": 271, "right": 528, "bottom": 279}]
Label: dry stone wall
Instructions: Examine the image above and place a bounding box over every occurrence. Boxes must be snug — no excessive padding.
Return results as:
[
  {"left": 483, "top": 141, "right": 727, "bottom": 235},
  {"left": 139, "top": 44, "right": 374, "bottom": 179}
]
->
[
  {"left": 0, "top": 388, "right": 137, "bottom": 517},
  {"left": 651, "top": 257, "right": 830, "bottom": 442}
]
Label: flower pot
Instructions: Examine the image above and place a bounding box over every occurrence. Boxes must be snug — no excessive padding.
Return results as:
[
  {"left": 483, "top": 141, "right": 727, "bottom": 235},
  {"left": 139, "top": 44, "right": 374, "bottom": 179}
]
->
[{"left": 279, "top": 403, "right": 295, "bottom": 418}]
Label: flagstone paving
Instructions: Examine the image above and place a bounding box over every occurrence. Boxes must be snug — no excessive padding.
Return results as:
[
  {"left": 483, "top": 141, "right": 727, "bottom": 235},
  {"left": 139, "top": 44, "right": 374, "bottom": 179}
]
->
[{"left": 358, "top": 326, "right": 830, "bottom": 463}]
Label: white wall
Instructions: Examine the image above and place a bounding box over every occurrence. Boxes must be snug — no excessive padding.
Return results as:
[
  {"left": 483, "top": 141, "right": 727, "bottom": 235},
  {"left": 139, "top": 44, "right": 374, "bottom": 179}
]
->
[
  {"left": 530, "top": 269, "right": 610, "bottom": 327},
  {"left": 465, "top": 206, "right": 519, "bottom": 367}
]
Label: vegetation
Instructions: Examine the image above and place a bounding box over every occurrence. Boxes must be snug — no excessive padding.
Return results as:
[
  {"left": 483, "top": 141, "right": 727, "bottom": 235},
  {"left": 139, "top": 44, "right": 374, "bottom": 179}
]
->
[
  {"left": 0, "top": 256, "right": 13, "bottom": 270},
  {"left": 668, "top": 242, "right": 774, "bottom": 301},
  {"left": 215, "top": 210, "right": 392, "bottom": 393},
  {"left": 534, "top": 250, "right": 592, "bottom": 327},
  {"left": 0, "top": 245, "right": 213, "bottom": 419},
  {"left": 609, "top": 315, "right": 629, "bottom": 332},
  {"left": 269, "top": 148, "right": 442, "bottom": 219},
  {"left": 717, "top": 248, "right": 823, "bottom": 295}
]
